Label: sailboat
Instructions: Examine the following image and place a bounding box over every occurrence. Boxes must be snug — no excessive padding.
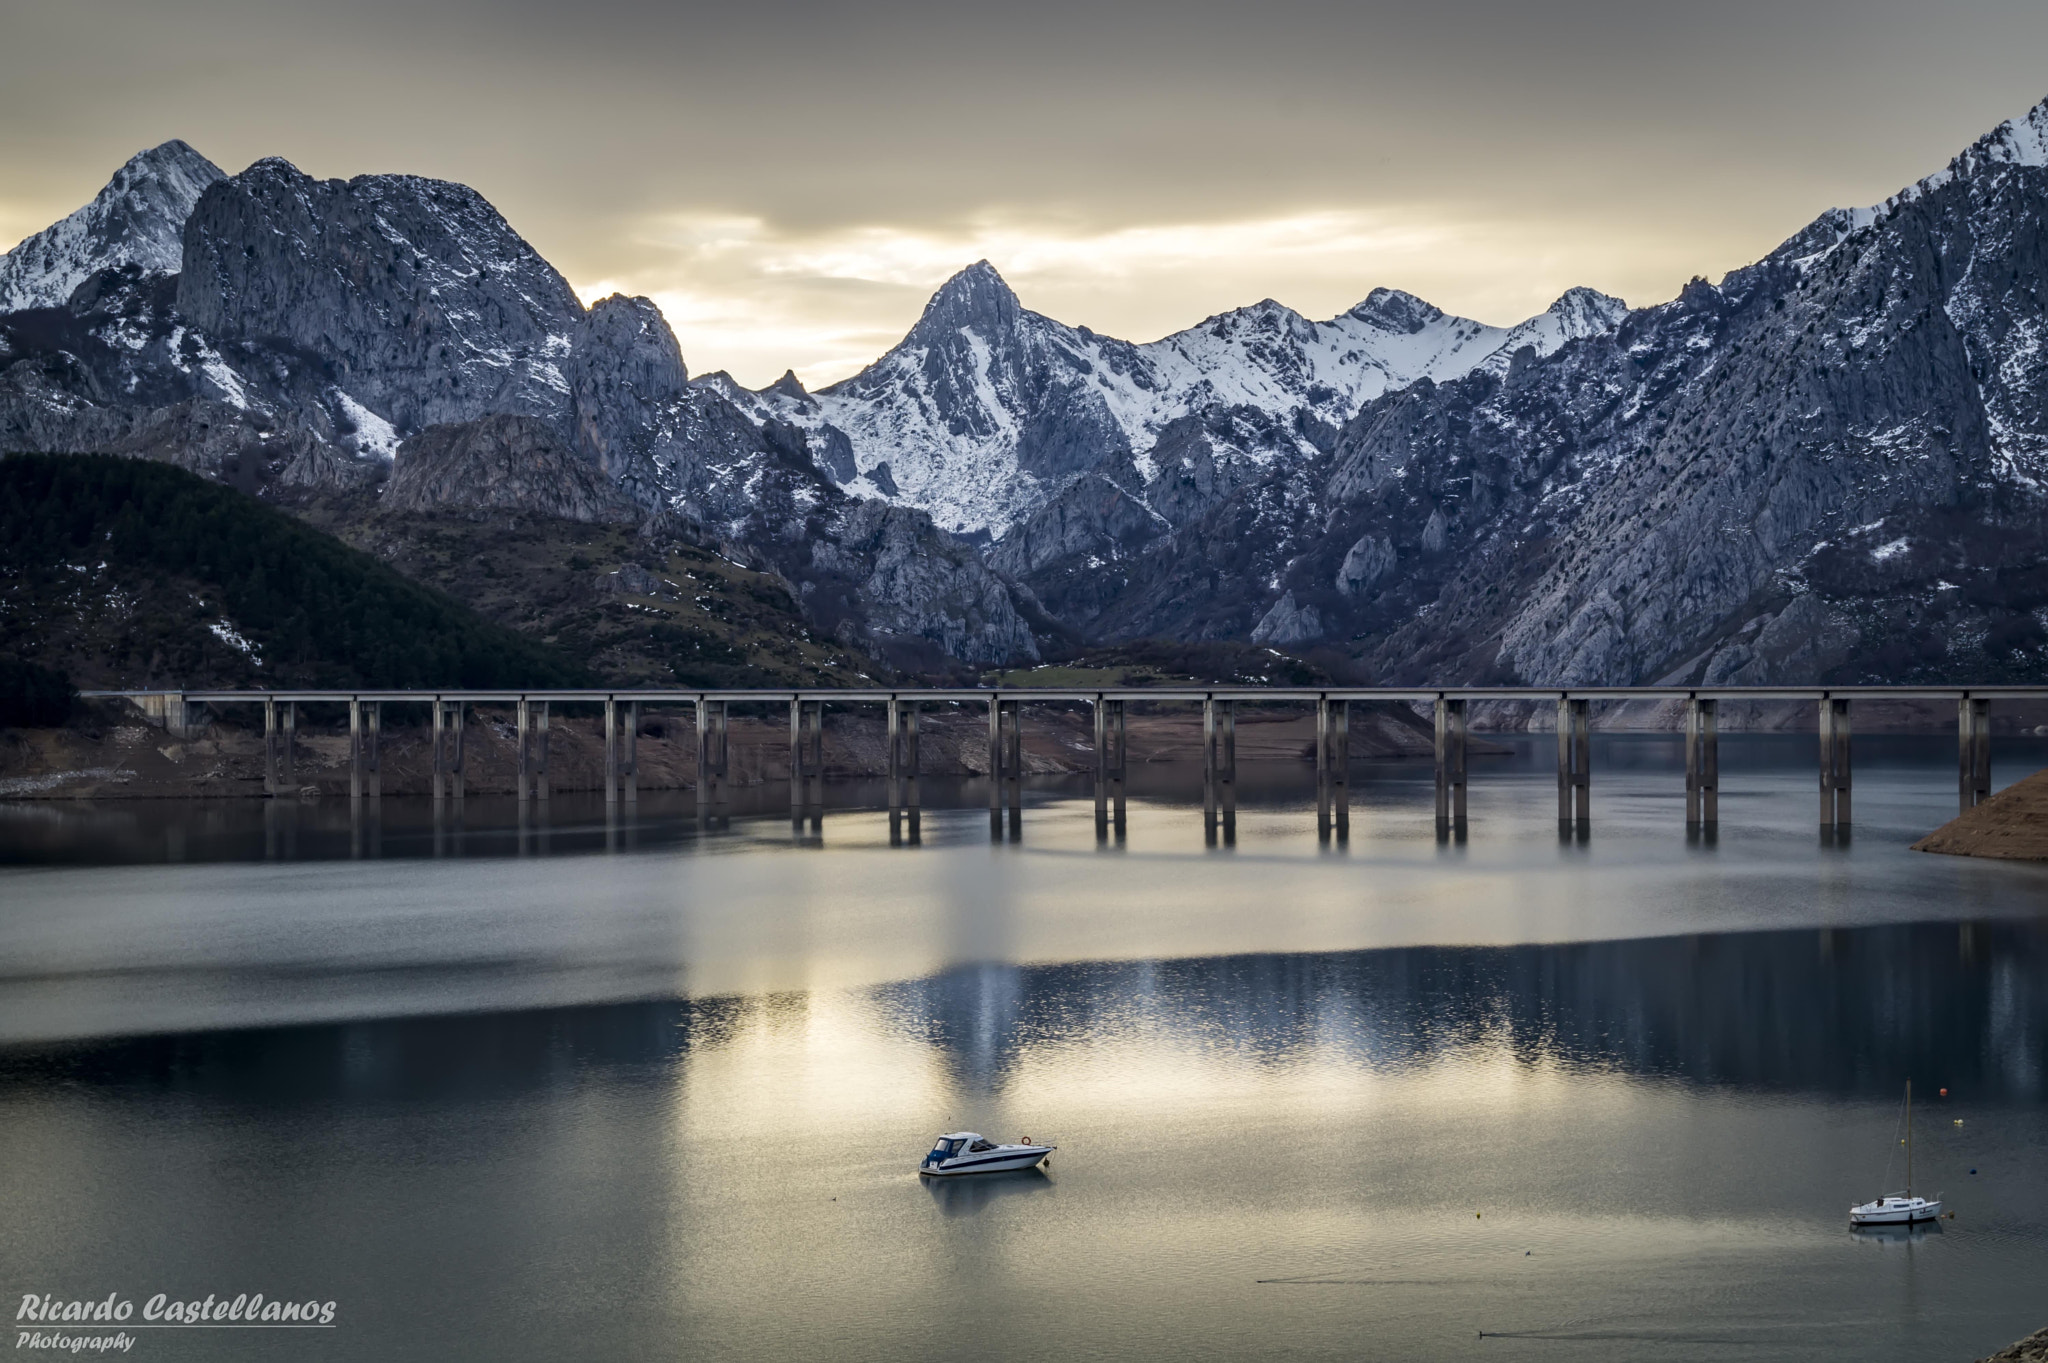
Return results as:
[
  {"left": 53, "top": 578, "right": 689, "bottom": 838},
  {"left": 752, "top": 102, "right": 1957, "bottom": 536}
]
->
[{"left": 1850, "top": 1079, "right": 1943, "bottom": 1226}]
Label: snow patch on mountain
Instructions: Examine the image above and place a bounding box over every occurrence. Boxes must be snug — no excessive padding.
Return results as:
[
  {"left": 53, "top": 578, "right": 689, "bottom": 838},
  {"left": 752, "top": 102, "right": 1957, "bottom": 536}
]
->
[
  {"left": 0, "top": 141, "right": 224, "bottom": 313},
  {"left": 334, "top": 390, "right": 401, "bottom": 460}
]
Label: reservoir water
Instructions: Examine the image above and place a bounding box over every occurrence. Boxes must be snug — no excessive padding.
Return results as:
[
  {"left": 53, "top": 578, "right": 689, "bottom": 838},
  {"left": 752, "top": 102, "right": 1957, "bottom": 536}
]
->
[{"left": 2, "top": 734, "right": 2044, "bottom": 1361}]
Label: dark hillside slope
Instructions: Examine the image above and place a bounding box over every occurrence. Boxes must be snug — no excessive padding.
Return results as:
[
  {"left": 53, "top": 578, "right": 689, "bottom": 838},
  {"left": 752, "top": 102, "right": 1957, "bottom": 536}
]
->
[
  {"left": 0, "top": 453, "right": 583, "bottom": 688},
  {"left": 289, "top": 492, "right": 894, "bottom": 688}
]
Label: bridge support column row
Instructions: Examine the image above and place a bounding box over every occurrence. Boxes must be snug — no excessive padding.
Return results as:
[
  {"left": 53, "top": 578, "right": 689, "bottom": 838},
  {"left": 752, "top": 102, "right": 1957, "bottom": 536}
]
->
[
  {"left": 1557, "top": 698, "right": 1590, "bottom": 827},
  {"left": 790, "top": 699, "right": 823, "bottom": 825},
  {"left": 700, "top": 699, "right": 733, "bottom": 818},
  {"left": 1685, "top": 698, "right": 1718, "bottom": 827},
  {"left": 349, "top": 699, "right": 381, "bottom": 802},
  {"left": 1959, "top": 697, "right": 1991, "bottom": 813},
  {"left": 1435, "top": 697, "right": 1468, "bottom": 837},
  {"left": 1204, "top": 698, "right": 1236, "bottom": 845},
  {"left": 1820, "top": 697, "right": 1851, "bottom": 832},
  {"left": 1094, "top": 698, "right": 1127, "bottom": 840},
  {"left": 887, "top": 698, "right": 921, "bottom": 844},
  {"left": 1315, "top": 698, "right": 1348, "bottom": 840}
]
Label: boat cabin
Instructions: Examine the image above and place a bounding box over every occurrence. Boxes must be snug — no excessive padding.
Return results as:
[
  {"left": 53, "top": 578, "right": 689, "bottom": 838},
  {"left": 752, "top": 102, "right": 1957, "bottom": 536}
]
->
[{"left": 925, "top": 1132, "right": 998, "bottom": 1166}]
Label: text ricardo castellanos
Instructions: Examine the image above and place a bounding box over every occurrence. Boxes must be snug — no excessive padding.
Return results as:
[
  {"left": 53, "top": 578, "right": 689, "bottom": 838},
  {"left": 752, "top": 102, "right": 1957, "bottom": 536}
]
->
[{"left": 18, "top": 1291, "right": 338, "bottom": 1326}]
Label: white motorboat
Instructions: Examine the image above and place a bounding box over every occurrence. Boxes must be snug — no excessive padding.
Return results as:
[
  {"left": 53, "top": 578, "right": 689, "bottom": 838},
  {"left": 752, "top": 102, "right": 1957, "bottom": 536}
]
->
[
  {"left": 1851, "top": 1080, "right": 1943, "bottom": 1226},
  {"left": 918, "top": 1131, "right": 1054, "bottom": 1177}
]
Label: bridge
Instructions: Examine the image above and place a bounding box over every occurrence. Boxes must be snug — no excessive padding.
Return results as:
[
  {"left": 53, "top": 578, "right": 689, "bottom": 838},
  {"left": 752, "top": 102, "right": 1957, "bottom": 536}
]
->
[{"left": 82, "top": 684, "right": 2040, "bottom": 841}]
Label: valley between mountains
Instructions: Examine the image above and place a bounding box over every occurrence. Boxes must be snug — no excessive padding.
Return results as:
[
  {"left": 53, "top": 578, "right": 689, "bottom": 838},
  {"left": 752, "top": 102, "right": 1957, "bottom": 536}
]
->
[{"left": 6, "top": 98, "right": 2048, "bottom": 698}]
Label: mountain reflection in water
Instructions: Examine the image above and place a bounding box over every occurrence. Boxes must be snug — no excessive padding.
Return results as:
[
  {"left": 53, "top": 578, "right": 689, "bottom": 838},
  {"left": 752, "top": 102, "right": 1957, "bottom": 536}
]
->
[{"left": 7, "top": 921, "right": 2040, "bottom": 1104}]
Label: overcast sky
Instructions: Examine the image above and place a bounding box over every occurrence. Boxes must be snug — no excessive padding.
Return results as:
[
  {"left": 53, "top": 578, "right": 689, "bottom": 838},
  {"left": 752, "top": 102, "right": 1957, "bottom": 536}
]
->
[{"left": 5, "top": 0, "right": 2047, "bottom": 386}]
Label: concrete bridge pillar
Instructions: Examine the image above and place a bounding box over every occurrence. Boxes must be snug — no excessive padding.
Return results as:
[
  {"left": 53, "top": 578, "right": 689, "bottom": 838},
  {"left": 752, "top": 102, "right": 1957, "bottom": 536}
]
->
[
  {"left": 1094, "top": 697, "right": 1127, "bottom": 840},
  {"left": 1557, "top": 697, "right": 1590, "bottom": 827},
  {"left": 1434, "top": 696, "right": 1468, "bottom": 837},
  {"left": 133, "top": 691, "right": 194, "bottom": 738},
  {"left": 535, "top": 701, "right": 549, "bottom": 804},
  {"left": 449, "top": 701, "right": 466, "bottom": 801},
  {"left": 368, "top": 701, "right": 381, "bottom": 800},
  {"left": 887, "top": 697, "right": 921, "bottom": 844},
  {"left": 604, "top": 698, "right": 620, "bottom": 807},
  {"left": 1315, "top": 697, "right": 1349, "bottom": 840},
  {"left": 696, "top": 699, "right": 728, "bottom": 822},
  {"left": 348, "top": 699, "right": 381, "bottom": 802},
  {"left": 516, "top": 699, "right": 542, "bottom": 803},
  {"left": 790, "top": 698, "right": 823, "bottom": 825},
  {"left": 1685, "top": 697, "right": 1719, "bottom": 828},
  {"left": 624, "top": 700, "right": 640, "bottom": 806},
  {"left": 282, "top": 702, "right": 296, "bottom": 792},
  {"left": 1203, "top": 697, "right": 1237, "bottom": 844},
  {"left": 433, "top": 698, "right": 466, "bottom": 802},
  {"left": 987, "top": 697, "right": 1022, "bottom": 836},
  {"left": 264, "top": 698, "right": 281, "bottom": 796},
  {"left": 1819, "top": 696, "right": 1851, "bottom": 832},
  {"left": 433, "top": 699, "right": 447, "bottom": 803},
  {"left": 1959, "top": 696, "right": 1991, "bottom": 813}
]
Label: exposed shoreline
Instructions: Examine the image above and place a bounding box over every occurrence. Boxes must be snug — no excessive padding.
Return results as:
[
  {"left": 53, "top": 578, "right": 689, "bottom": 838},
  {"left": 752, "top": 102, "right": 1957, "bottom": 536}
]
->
[{"left": 1914, "top": 766, "right": 2048, "bottom": 861}]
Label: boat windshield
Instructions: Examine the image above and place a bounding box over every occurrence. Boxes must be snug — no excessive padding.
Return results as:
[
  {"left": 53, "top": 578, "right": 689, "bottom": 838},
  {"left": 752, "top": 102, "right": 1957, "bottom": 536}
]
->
[
  {"left": 968, "top": 1139, "right": 995, "bottom": 1153},
  {"left": 930, "top": 1140, "right": 963, "bottom": 1159}
]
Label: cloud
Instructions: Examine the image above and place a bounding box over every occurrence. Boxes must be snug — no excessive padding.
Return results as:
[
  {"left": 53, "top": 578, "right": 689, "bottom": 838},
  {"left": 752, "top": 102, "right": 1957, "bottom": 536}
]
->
[{"left": 573, "top": 203, "right": 1726, "bottom": 390}]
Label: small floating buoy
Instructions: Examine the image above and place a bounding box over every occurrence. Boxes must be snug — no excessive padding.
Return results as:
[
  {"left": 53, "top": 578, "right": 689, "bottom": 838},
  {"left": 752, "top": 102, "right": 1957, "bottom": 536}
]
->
[
  {"left": 1955, "top": 1118, "right": 1964, "bottom": 1126},
  {"left": 1476, "top": 1212, "right": 1482, "bottom": 1219},
  {"left": 1524, "top": 1251, "right": 1531, "bottom": 1256},
  {"left": 1940, "top": 1088, "right": 1948, "bottom": 1097},
  {"left": 1970, "top": 1169, "right": 1978, "bottom": 1175}
]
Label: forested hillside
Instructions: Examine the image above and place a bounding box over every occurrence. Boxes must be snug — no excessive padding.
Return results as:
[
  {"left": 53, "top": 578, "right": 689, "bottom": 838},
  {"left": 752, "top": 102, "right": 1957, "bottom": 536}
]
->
[{"left": 0, "top": 453, "right": 583, "bottom": 688}]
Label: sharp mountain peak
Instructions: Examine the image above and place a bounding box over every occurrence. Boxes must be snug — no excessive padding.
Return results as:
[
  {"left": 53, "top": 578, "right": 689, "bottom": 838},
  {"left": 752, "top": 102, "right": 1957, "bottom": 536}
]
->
[
  {"left": 1347, "top": 287, "right": 1445, "bottom": 333},
  {"left": 0, "top": 137, "right": 225, "bottom": 312}
]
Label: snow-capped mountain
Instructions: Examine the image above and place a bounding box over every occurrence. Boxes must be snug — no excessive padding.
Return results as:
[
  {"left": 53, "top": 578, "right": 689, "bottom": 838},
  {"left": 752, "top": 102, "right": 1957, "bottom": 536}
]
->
[
  {"left": 0, "top": 141, "right": 223, "bottom": 313},
  {"left": 721, "top": 261, "right": 1626, "bottom": 536}
]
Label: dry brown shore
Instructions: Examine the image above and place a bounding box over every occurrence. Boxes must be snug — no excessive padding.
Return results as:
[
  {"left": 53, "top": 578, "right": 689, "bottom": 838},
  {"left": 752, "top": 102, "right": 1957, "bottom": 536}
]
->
[
  {"left": 0, "top": 701, "right": 1462, "bottom": 800},
  {"left": 1980, "top": 1327, "right": 2048, "bottom": 1362},
  {"left": 1915, "top": 766, "right": 2048, "bottom": 860}
]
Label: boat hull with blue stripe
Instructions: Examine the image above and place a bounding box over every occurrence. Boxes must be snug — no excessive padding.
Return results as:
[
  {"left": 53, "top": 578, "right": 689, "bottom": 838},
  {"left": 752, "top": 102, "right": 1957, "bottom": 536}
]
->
[{"left": 919, "top": 1132, "right": 1054, "bottom": 1176}]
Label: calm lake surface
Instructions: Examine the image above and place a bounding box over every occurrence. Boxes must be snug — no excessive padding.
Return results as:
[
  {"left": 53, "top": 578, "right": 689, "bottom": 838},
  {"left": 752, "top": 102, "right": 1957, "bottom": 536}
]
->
[{"left": 2, "top": 734, "right": 2045, "bottom": 1361}]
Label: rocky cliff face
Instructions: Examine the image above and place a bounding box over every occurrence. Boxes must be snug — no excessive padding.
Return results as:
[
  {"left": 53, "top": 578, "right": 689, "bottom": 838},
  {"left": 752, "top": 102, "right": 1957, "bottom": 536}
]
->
[{"left": 383, "top": 415, "right": 642, "bottom": 523}]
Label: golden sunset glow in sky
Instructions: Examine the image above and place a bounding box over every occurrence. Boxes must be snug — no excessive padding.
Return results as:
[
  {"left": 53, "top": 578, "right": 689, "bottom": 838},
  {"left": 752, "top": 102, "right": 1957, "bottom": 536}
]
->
[{"left": 5, "top": 0, "right": 2048, "bottom": 388}]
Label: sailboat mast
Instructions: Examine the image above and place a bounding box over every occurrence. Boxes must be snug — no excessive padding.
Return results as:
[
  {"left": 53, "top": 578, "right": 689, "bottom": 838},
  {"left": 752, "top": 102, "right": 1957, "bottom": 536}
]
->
[{"left": 1905, "top": 1079, "right": 1913, "bottom": 1197}]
